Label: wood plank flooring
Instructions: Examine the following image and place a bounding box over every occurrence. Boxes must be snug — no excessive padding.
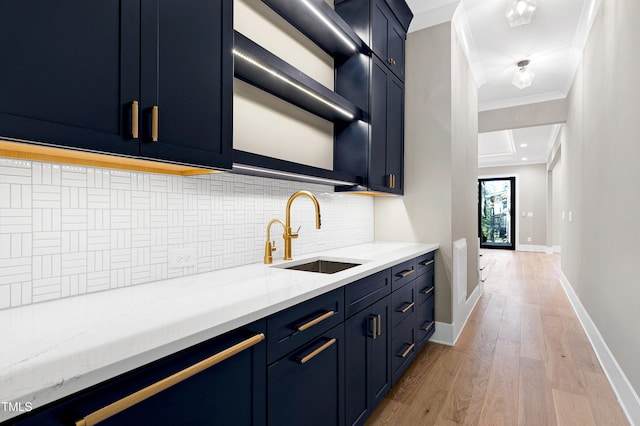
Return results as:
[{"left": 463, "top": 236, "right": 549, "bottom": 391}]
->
[{"left": 366, "top": 250, "right": 629, "bottom": 426}]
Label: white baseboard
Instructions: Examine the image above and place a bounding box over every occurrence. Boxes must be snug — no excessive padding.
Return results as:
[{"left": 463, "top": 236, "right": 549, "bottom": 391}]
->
[
  {"left": 559, "top": 271, "right": 640, "bottom": 425},
  {"left": 553, "top": 245, "right": 561, "bottom": 253},
  {"left": 431, "top": 280, "right": 484, "bottom": 346},
  {"left": 517, "top": 244, "right": 547, "bottom": 253}
]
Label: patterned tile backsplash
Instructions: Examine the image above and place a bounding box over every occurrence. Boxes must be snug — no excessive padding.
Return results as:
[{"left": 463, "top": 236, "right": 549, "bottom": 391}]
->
[{"left": 0, "top": 158, "right": 374, "bottom": 309}]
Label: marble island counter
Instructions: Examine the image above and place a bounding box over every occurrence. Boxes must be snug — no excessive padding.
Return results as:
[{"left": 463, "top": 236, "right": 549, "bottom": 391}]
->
[{"left": 0, "top": 241, "right": 438, "bottom": 422}]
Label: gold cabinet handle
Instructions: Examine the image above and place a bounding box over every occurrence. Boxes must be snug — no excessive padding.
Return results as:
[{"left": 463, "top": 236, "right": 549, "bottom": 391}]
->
[
  {"left": 387, "top": 173, "right": 396, "bottom": 189},
  {"left": 297, "top": 338, "right": 336, "bottom": 364},
  {"left": 420, "top": 260, "right": 434, "bottom": 267},
  {"left": 400, "top": 343, "right": 415, "bottom": 358},
  {"left": 297, "top": 310, "right": 335, "bottom": 332},
  {"left": 396, "top": 269, "right": 414, "bottom": 278},
  {"left": 399, "top": 302, "right": 415, "bottom": 313},
  {"left": 421, "top": 287, "right": 434, "bottom": 296},
  {"left": 371, "top": 316, "right": 377, "bottom": 340},
  {"left": 423, "top": 321, "right": 435, "bottom": 332},
  {"left": 377, "top": 314, "right": 381, "bottom": 336},
  {"left": 131, "top": 100, "right": 139, "bottom": 139},
  {"left": 74, "top": 332, "right": 265, "bottom": 426},
  {"left": 151, "top": 105, "right": 159, "bottom": 142}
]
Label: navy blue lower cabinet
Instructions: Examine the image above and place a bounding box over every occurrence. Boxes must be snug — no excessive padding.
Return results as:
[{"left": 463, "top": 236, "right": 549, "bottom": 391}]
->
[
  {"left": 11, "top": 321, "right": 267, "bottom": 426},
  {"left": 267, "top": 324, "right": 345, "bottom": 426},
  {"left": 345, "top": 295, "right": 391, "bottom": 426}
]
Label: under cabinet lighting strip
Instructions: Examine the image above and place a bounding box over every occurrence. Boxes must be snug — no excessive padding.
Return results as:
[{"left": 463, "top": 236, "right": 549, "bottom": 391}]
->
[
  {"left": 232, "top": 49, "right": 355, "bottom": 120},
  {"left": 300, "top": 0, "right": 357, "bottom": 52},
  {"left": 232, "top": 164, "right": 358, "bottom": 186}
]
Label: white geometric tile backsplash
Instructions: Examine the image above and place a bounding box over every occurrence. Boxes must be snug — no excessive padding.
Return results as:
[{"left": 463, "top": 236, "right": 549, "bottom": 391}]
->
[{"left": 0, "top": 158, "right": 374, "bottom": 309}]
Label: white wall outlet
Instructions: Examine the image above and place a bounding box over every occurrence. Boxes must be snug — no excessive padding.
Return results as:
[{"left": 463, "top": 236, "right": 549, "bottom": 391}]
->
[
  {"left": 527, "top": 212, "right": 533, "bottom": 217},
  {"left": 569, "top": 211, "right": 573, "bottom": 222},
  {"left": 522, "top": 211, "right": 526, "bottom": 217},
  {"left": 527, "top": 237, "right": 532, "bottom": 242},
  {"left": 562, "top": 211, "right": 565, "bottom": 220},
  {"left": 169, "top": 248, "right": 197, "bottom": 268}
]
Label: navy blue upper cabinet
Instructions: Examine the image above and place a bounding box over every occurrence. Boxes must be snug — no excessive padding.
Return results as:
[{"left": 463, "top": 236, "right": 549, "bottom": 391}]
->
[
  {"left": 0, "top": 0, "right": 140, "bottom": 157},
  {"left": 0, "top": 0, "right": 233, "bottom": 171}
]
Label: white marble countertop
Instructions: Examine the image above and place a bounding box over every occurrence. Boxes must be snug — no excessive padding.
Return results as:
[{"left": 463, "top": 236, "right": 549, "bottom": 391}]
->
[{"left": 0, "top": 241, "right": 437, "bottom": 422}]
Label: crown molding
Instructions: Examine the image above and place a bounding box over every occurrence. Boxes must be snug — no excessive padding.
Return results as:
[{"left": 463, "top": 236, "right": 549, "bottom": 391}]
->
[
  {"left": 406, "top": 0, "right": 460, "bottom": 33},
  {"left": 478, "top": 91, "right": 566, "bottom": 112}
]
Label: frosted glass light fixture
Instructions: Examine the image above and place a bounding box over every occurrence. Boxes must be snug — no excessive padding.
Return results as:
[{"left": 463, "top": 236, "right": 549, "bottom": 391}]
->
[
  {"left": 505, "top": 0, "right": 537, "bottom": 27},
  {"left": 512, "top": 60, "right": 534, "bottom": 89}
]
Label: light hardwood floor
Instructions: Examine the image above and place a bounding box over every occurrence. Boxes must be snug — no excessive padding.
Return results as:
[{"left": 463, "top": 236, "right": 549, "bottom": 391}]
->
[{"left": 366, "top": 250, "right": 629, "bottom": 426}]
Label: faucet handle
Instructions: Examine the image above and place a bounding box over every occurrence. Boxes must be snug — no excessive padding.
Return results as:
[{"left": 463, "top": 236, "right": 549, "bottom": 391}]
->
[
  {"left": 290, "top": 225, "right": 301, "bottom": 239},
  {"left": 271, "top": 240, "right": 276, "bottom": 252}
]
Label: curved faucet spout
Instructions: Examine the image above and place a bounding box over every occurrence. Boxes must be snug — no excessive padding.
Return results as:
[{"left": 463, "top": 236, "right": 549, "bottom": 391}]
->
[{"left": 283, "top": 191, "right": 322, "bottom": 260}]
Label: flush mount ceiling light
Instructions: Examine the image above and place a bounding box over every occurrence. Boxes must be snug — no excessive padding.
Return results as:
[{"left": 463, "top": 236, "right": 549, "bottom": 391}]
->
[
  {"left": 505, "top": 0, "right": 537, "bottom": 27},
  {"left": 512, "top": 59, "right": 535, "bottom": 89}
]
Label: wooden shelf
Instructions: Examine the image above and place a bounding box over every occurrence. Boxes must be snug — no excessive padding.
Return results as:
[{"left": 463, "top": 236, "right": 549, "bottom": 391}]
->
[
  {"left": 262, "top": 0, "right": 367, "bottom": 58},
  {"left": 234, "top": 32, "right": 365, "bottom": 123}
]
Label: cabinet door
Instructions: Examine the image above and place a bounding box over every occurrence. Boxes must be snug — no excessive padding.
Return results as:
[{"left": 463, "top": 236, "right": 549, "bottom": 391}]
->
[
  {"left": 268, "top": 325, "right": 345, "bottom": 426},
  {"left": 369, "top": 297, "right": 392, "bottom": 410},
  {"left": 0, "top": 0, "right": 140, "bottom": 156},
  {"left": 387, "top": 17, "right": 406, "bottom": 80},
  {"left": 15, "top": 322, "right": 266, "bottom": 426},
  {"left": 369, "top": 57, "right": 389, "bottom": 192},
  {"left": 385, "top": 72, "right": 404, "bottom": 194},
  {"left": 139, "top": 0, "right": 232, "bottom": 169}
]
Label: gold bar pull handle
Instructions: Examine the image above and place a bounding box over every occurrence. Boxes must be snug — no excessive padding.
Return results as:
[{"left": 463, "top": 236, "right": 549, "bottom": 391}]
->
[
  {"left": 396, "top": 268, "right": 415, "bottom": 278},
  {"left": 131, "top": 100, "right": 139, "bottom": 139},
  {"left": 423, "top": 321, "right": 435, "bottom": 332},
  {"left": 422, "top": 287, "right": 434, "bottom": 296},
  {"left": 377, "top": 314, "right": 382, "bottom": 336},
  {"left": 151, "top": 105, "right": 159, "bottom": 142},
  {"left": 75, "top": 332, "right": 265, "bottom": 426},
  {"left": 297, "top": 310, "right": 335, "bottom": 332},
  {"left": 297, "top": 338, "right": 336, "bottom": 364},
  {"left": 400, "top": 343, "right": 415, "bottom": 359},
  {"left": 420, "top": 259, "right": 434, "bottom": 267},
  {"left": 399, "top": 302, "right": 415, "bottom": 313}
]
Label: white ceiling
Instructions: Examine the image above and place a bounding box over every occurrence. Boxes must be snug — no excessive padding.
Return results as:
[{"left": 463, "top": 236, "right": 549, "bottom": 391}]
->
[
  {"left": 478, "top": 124, "right": 560, "bottom": 168},
  {"left": 405, "top": 0, "right": 601, "bottom": 167}
]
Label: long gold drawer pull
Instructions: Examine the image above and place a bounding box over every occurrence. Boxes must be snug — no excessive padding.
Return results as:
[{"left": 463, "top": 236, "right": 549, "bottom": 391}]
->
[
  {"left": 422, "top": 287, "right": 434, "bottom": 296},
  {"left": 400, "top": 343, "right": 415, "bottom": 358},
  {"left": 400, "top": 302, "right": 415, "bottom": 313},
  {"left": 423, "top": 321, "right": 435, "bottom": 332},
  {"left": 377, "top": 314, "right": 381, "bottom": 336},
  {"left": 297, "top": 338, "right": 336, "bottom": 364},
  {"left": 420, "top": 259, "right": 434, "bottom": 267},
  {"left": 151, "top": 105, "right": 159, "bottom": 142},
  {"left": 297, "top": 310, "right": 335, "bottom": 332},
  {"left": 131, "top": 100, "right": 139, "bottom": 139},
  {"left": 397, "top": 269, "right": 414, "bottom": 278},
  {"left": 74, "top": 333, "right": 265, "bottom": 426}
]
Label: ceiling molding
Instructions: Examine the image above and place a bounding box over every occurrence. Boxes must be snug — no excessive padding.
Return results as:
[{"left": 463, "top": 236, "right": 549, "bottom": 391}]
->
[
  {"left": 452, "top": 4, "right": 486, "bottom": 87},
  {"left": 478, "top": 158, "right": 547, "bottom": 169},
  {"left": 561, "top": 0, "right": 603, "bottom": 95},
  {"left": 478, "top": 91, "right": 566, "bottom": 112},
  {"left": 406, "top": 0, "right": 460, "bottom": 33}
]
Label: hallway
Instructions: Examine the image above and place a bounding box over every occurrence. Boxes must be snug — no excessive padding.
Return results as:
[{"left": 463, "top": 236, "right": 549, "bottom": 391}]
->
[{"left": 367, "top": 251, "right": 629, "bottom": 425}]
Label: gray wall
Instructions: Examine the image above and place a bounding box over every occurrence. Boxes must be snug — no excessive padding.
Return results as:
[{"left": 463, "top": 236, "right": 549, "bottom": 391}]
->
[
  {"left": 562, "top": 0, "right": 640, "bottom": 396},
  {"left": 479, "top": 164, "right": 548, "bottom": 248},
  {"left": 479, "top": 99, "right": 567, "bottom": 133},
  {"left": 374, "top": 22, "right": 478, "bottom": 324}
]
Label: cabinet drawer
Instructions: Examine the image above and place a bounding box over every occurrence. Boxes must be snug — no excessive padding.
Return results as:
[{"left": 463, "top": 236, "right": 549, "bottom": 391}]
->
[
  {"left": 415, "top": 272, "right": 434, "bottom": 307},
  {"left": 391, "top": 313, "right": 415, "bottom": 385},
  {"left": 345, "top": 269, "right": 391, "bottom": 318},
  {"left": 391, "top": 258, "right": 416, "bottom": 291},
  {"left": 391, "top": 281, "right": 415, "bottom": 330},
  {"left": 416, "top": 294, "right": 435, "bottom": 350},
  {"left": 415, "top": 252, "right": 435, "bottom": 277},
  {"left": 267, "top": 288, "right": 344, "bottom": 364}
]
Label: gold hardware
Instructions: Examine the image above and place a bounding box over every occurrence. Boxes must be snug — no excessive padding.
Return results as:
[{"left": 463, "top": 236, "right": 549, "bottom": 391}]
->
[
  {"left": 297, "top": 338, "right": 336, "bottom": 364},
  {"left": 283, "top": 191, "right": 321, "bottom": 261},
  {"left": 387, "top": 173, "right": 395, "bottom": 189},
  {"left": 371, "top": 316, "right": 377, "bottom": 340},
  {"left": 131, "top": 101, "right": 139, "bottom": 139},
  {"left": 397, "top": 268, "right": 414, "bottom": 278},
  {"left": 422, "top": 287, "right": 434, "bottom": 296},
  {"left": 151, "top": 105, "right": 159, "bottom": 142},
  {"left": 75, "top": 333, "right": 265, "bottom": 426},
  {"left": 400, "top": 302, "right": 415, "bottom": 313},
  {"left": 420, "top": 259, "right": 434, "bottom": 267},
  {"left": 264, "top": 218, "right": 285, "bottom": 264},
  {"left": 297, "top": 310, "right": 335, "bottom": 332},
  {"left": 400, "top": 343, "right": 415, "bottom": 358},
  {"left": 423, "top": 321, "right": 435, "bottom": 332},
  {"left": 377, "top": 314, "right": 381, "bottom": 336}
]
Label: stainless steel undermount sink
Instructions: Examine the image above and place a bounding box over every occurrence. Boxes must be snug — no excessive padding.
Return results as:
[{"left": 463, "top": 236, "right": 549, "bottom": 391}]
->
[{"left": 273, "top": 258, "right": 365, "bottom": 274}]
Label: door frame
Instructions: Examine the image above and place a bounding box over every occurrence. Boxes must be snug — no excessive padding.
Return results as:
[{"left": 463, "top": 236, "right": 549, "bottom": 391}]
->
[{"left": 478, "top": 176, "right": 517, "bottom": 250}]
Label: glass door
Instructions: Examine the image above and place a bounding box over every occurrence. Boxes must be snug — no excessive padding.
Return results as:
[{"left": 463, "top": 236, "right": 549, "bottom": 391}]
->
[{"left": 478, "top": 177, "right": 516, "bottom": 250}]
